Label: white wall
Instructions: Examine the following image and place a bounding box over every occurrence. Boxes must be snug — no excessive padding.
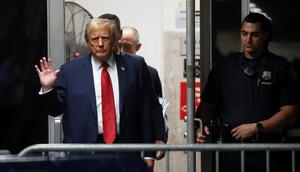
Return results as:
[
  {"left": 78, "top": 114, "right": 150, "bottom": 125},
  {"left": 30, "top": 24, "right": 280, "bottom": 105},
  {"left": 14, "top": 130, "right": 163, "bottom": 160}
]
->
[
  {"left": 67, "top": 0, "right": 189, "bottom": 88},
  {"left": 68, "top": 0, "right": 164, "bottom": 75}
]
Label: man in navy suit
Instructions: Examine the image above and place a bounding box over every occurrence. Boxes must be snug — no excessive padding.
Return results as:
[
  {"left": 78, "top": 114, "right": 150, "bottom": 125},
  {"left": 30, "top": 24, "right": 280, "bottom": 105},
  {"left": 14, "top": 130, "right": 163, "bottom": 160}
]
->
[
  {"left": 98, "top": 14, "right": 167, "bottom": 163},
  {"left": 35, "top": 18, "right": 162, "bottom": 170}
]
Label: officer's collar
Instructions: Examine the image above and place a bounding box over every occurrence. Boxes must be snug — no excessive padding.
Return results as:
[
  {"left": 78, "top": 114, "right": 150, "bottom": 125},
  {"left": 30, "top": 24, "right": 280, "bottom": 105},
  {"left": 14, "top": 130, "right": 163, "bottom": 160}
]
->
[{"left": 236, "top": 50, "right": 270, "bottom": 66}]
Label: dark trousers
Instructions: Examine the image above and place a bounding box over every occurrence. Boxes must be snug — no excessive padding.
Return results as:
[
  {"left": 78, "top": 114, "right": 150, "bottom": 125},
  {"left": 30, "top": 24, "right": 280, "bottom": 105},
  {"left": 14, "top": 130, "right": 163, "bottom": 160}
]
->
[
  {"left": 96, "top": 134, "right": 142, "bottom": 158},
  {"left": 220, "top": 151, "right": 263, "bottom": 172},
  {"left": 219, "top": 135, "right": 291, "bottom": 172},
  {"left": 219, "top": 151, "right": 291, "bottom": 172}
]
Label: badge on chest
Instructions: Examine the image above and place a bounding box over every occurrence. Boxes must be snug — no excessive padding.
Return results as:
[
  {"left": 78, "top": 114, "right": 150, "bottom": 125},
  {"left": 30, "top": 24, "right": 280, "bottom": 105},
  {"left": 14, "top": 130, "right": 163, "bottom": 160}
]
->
[{"left": 258, "top": 71, "right": 272, "bottom": 86}]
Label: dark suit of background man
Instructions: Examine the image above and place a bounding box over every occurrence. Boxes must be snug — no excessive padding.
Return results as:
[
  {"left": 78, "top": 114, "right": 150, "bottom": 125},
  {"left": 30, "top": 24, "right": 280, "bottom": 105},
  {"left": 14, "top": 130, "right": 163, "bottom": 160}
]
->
[
  {"left": 119, "top": 26, "right": 166, "bottom": 163},
  {"left": 195, "top": 13, "right": 299, "bottom": 172},
  {"left": 35, "top": 18, "right": 162, "bottom": 169}
]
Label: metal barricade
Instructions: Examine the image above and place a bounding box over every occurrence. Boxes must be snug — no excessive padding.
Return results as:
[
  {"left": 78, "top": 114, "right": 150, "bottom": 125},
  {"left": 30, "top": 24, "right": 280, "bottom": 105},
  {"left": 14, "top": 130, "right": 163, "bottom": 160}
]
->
[{"left": 17, "top": 143, "right": 300, "bottom": 172}]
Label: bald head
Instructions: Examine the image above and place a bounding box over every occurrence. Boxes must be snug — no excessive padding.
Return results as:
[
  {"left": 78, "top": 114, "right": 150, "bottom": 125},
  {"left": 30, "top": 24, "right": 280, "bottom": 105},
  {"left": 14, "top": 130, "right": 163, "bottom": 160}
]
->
[{"left": 119, "top": 26, "right": 141, "bottom": 54}]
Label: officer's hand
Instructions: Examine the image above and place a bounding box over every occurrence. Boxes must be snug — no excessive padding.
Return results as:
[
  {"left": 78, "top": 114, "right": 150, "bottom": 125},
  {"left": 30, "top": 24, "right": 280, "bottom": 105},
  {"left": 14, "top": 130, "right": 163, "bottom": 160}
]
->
[
  {"left": 231, "top": 123, "right": 256, "bottom": 141},
  {"left": 195, "top": 126, "right": 210, "bottom": 143}
]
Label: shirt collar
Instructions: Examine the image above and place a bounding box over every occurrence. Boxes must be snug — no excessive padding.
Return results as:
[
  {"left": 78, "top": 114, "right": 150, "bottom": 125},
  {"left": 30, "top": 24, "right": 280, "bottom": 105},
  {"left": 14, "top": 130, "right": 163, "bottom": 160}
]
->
[
  {"left": 235, "top": 51, "right": 273, "bottom": 70},
  {"left": 91, "top": 54, "right": 116, "bottom": 71},
  {"left": 236, "top": 52, "right": 262, "bottom": 66}
]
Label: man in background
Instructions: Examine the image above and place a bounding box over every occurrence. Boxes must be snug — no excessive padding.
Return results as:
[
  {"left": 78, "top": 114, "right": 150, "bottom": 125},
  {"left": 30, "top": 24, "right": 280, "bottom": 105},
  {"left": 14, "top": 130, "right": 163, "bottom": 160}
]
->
[
  {"left": 119, "top": 26, "right": 167, "bottom": 162},
  {"left": 119, "top": 26, "right": 163, "bottom": 97}
]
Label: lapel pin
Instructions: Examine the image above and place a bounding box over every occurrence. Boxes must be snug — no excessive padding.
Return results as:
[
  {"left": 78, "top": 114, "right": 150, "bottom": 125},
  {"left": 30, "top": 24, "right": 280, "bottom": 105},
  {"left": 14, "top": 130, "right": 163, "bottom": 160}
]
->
[{"left": 121, "top": 66, "right": 125, "bottom": 71}]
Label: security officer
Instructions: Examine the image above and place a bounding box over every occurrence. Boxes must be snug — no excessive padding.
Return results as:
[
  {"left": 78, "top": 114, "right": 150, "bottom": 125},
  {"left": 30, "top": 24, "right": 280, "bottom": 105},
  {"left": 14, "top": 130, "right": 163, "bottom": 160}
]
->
[{"left": 195, "top": 13, "right": 299, "bottom": 172}]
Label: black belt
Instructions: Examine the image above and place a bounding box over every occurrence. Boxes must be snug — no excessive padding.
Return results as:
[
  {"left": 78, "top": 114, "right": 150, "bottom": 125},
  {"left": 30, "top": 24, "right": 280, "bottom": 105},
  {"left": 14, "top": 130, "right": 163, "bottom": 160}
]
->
[{"left": 97, "top": 134, "right": 120, "bottom": 143}]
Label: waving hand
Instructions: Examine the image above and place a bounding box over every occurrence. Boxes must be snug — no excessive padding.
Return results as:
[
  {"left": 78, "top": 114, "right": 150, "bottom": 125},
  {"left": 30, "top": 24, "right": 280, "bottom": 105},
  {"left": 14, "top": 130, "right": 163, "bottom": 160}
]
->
[{"left": 35, "top": 57, "right": 60, "bottom": 92}]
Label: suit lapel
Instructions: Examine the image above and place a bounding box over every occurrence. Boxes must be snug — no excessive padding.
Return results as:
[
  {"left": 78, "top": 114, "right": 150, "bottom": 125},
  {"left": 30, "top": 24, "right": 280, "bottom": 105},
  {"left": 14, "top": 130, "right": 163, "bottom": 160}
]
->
[
  {"left": 80, "top": 55, "right": 97, "bottom": 119},
  {"left": 116, "top": 53, "right": 126, "bottom": 119}
]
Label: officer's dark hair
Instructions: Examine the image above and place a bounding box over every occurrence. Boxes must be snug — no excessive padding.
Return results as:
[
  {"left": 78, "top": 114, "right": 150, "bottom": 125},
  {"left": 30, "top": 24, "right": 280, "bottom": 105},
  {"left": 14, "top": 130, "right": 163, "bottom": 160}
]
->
[
  {"left": 242, "top": 13, "right": 273, "bottom": 42},
  {"left": 98, "top": 13, "right": 121, "bottom": 32}
]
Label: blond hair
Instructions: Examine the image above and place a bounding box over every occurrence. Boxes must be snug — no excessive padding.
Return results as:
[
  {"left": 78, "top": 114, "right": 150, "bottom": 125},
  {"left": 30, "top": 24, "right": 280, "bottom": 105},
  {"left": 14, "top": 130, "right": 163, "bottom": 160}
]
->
[{"left": 84, "top": 18, "right": 118, "bottom": 43}]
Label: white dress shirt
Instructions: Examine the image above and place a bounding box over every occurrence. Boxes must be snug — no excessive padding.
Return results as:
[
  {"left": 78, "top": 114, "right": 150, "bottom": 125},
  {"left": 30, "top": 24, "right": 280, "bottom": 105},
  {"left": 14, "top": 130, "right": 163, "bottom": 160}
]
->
[{"left": 91, "top": 55, "right": 120, "bottom": 134}]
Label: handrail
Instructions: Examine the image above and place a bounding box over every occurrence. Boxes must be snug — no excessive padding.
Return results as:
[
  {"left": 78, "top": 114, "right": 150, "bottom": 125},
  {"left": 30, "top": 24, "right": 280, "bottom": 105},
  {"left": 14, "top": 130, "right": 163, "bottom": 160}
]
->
[{"left": 18, "top": 143, "right": 300, "bottom": 157}]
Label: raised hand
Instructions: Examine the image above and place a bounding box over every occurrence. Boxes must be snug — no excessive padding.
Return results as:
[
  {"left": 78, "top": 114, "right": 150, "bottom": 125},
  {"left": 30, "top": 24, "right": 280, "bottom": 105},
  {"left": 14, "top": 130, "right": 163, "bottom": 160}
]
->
[{"left": 35, "top": 57, "right": 60, "bottom": 92}]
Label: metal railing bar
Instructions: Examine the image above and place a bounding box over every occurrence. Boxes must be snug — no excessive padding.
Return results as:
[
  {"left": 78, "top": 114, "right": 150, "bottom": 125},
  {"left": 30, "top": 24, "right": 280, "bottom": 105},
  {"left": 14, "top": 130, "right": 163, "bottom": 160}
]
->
[
  {"left": 18, "top": 143, "right": 300, "bottom": 157},
  {"left": 166, "top": 151, "right": 170, "bottom": 172},
  {"left": 266, "top": 150, "right": 270, "bottom": 172},
  {"left": 241, "top": 150, "right": 245, "bottom": 172},
  {"left": 215, "top": 151, "right": 219, "bottom": 172},
  {"left": 292, "top": 150, "right": 296, "bottom": 172}
]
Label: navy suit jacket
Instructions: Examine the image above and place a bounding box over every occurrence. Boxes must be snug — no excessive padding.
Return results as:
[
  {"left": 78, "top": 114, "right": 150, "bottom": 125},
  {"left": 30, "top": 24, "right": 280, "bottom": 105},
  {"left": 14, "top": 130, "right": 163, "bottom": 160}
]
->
[
  {"left": 119, "top": 52, "right": 166, "bottom": 141},
  {"left": 147, "top": 65, "right": 167, "bottom": 141},
  {"left": 148, "top": 66, "right": 162, "bottom": 98},
  {"left": 43, "top": 53, "right": 162, "bottom": 147}
]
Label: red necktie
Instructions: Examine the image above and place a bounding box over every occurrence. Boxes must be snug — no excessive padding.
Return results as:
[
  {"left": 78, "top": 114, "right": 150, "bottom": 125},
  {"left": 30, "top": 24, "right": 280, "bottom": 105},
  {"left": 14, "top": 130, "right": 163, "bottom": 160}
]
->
[{"left": 101, "top": 62, "right": 116, "bottom": 144}]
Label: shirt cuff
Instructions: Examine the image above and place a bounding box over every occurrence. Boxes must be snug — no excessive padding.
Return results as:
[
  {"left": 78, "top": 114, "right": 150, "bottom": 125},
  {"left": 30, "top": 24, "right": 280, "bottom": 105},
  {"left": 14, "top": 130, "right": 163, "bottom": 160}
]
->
[
  {"left": 38, "top": 88, "right": 53, "bottom": 95},
  {"left": 144, "top": 157, "right": 155, "bottom": 160}
]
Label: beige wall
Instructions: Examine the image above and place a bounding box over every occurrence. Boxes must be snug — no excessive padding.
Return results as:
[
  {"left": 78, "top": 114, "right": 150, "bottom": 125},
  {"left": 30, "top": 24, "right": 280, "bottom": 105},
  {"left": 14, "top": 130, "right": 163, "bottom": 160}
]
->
[{"left": 154, "top": 31, "right": 201, "bottom": 172}]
